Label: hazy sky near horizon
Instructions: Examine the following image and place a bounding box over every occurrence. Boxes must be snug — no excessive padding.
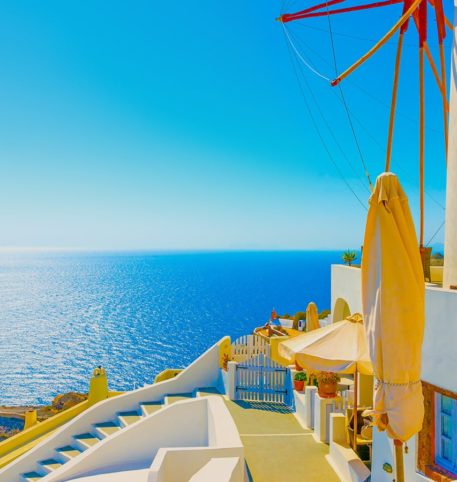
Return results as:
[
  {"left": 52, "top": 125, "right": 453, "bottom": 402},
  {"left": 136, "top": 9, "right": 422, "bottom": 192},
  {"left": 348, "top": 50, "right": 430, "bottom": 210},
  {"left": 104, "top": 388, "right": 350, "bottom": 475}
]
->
[{"left": 0, "top": 1, "right": 452, "bottom": 250}]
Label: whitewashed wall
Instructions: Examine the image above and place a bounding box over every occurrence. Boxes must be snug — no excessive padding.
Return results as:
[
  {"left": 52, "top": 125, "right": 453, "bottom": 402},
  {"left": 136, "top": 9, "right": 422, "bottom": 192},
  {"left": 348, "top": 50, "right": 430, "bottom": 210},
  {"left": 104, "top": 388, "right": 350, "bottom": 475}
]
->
[
  {"left": 330, "top": 265, "right": 362, "bottom": 319},
  {"left": 422, "top": 286, "right": 457, "bottom": 393}
]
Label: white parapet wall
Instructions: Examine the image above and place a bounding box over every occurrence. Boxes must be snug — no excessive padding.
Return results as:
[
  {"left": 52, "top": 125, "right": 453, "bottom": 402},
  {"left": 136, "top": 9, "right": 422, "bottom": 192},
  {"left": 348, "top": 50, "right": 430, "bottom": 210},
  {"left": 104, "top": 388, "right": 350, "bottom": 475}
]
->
[
  {"left": 313, "top": 393, "right": 343, "bottom": 444},
  {"left": 293, "top": 390, "right": 307, "bottom": 429},
  {"left": 327, "top": 414, "right": 370, "bottom": 482},
  {"left": 330, "top": 265, "right": 362, "bottom": 321},
  {"left": 150, "top": 446, "right": 244, "bottom": 482},
  {"left": 305, "top": 385, "right": 317, "bottom": 429},
  {"left": 0, "top": 338, "right": 228, "bottom": 482},
  {"left": 188, "top": 457, "right": 241, "bottom": 482}
]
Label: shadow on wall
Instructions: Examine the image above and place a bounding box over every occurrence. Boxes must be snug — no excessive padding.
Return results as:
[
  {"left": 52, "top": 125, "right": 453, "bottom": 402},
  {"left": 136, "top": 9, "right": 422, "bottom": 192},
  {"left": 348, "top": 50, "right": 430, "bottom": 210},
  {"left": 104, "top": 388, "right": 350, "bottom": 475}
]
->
[{"left": 333, "top": 298, "right": 351, "bottom": 322}]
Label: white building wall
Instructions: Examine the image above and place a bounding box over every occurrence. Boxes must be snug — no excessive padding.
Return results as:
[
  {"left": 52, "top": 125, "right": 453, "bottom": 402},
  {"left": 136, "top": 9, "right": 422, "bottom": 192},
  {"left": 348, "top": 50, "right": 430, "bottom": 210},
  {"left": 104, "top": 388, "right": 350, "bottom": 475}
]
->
[
  {"left": 370, "top": 429, "right": 431, "bottom": 482},
  {"left": 443, "top": 0, "right": 457, "bottom": 289},
  {"left": 422, "top": 286, "right": 457, "bottom": 393},
  {"left": 331, "top": 265, "right": 362, "bottom": 318}
]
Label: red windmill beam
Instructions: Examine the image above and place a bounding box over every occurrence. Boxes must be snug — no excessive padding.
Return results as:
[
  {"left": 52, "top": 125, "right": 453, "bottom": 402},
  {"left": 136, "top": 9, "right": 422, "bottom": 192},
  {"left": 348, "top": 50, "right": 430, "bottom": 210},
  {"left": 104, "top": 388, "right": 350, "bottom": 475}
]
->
[
  {"left": 278, "top": 0, "right": 403, "bottom": 23},
  {"left": 428, "top": 0, "right": 449, "bottom": 155},
  {"left": 428, "top": 0, "right": 449, "bottom": 36},
  {"left": 277, "top": 0, "right": 345, "bottom": 23}
]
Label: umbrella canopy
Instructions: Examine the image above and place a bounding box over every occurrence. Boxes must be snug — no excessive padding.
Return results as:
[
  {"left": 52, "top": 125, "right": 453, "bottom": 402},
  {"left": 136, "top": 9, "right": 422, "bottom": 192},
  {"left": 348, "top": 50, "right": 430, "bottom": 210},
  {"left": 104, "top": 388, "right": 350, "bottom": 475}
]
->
[
  {"left": 305, "top": 302, "right": 320, "bottom": 332},
  {"left": 279, "top": 313, "right": 373, "bottom": 375},
  {"left": 361, "top": 172, "right": 425, "bottom": 442}
]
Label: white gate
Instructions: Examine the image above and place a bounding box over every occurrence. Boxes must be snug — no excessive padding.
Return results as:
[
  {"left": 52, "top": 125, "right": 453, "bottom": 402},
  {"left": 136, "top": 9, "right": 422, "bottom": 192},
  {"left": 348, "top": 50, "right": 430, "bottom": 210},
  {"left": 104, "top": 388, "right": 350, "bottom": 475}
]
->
[{"left": 235, "top": 353, "right": 293, "bottom": 406}]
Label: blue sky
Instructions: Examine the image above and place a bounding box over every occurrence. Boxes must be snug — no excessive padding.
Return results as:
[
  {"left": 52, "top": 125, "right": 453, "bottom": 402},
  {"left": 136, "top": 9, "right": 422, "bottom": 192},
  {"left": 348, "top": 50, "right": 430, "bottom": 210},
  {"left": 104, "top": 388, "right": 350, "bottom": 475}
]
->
[{"left": 0, "top": 0, "right": 452, "bottom": 250}]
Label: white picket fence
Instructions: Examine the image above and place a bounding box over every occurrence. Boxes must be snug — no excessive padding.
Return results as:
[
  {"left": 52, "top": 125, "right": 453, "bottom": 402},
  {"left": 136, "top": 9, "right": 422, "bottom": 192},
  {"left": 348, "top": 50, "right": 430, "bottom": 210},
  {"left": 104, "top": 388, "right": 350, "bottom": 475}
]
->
[{"left": 231, "top": 334, "right": 270, "bottom": 363}]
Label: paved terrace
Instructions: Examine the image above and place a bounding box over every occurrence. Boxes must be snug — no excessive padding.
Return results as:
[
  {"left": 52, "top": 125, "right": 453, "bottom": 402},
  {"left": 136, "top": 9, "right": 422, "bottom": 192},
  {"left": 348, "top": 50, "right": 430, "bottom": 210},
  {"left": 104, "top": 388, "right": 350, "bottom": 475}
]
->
[{"left": 224, "top": 400, "right": 340, "bottom": 482}]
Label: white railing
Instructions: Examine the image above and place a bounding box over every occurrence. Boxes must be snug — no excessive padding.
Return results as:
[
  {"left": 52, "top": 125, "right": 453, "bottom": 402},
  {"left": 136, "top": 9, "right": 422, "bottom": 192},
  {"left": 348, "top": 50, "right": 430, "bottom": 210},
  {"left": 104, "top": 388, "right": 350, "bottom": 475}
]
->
[{"left": 231, "top": 334, "right": 269, "bottom": 363}]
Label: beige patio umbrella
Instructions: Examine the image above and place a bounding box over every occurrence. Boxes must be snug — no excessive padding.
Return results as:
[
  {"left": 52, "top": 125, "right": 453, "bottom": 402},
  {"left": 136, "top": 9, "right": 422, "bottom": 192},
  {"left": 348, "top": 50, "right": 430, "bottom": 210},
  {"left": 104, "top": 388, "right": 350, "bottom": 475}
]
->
[
  {"left": 361, "top": 172, "right": 425, "bottom": 482},
  {"left": 279, "top": 313, "right": 373, "bottom": 448},
  {"left": 305, "top": 301, "right": 320, "bottom": 332}
]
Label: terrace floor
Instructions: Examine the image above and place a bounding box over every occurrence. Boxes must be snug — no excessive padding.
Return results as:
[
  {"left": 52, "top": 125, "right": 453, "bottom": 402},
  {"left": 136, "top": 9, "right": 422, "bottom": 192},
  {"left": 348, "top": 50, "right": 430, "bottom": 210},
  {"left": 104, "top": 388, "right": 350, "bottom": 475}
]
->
[{"left": 223, "top": 400, "right": 340, "bottom": 482}]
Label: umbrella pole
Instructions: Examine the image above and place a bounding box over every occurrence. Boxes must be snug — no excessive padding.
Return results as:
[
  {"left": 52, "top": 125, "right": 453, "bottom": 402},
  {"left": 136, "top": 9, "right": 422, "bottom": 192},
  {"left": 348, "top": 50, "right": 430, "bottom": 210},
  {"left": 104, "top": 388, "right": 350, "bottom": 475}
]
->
[
  {"left": 394, "top": 439, "right": 405, "bottom": 482},
  {"left": 353, "top": 368, "right": 358, "bottom": 450}
]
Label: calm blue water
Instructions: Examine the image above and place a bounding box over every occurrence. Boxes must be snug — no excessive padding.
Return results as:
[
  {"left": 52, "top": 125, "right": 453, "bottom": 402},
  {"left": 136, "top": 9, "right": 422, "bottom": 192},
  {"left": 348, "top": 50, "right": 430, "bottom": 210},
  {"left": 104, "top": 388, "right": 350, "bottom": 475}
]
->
[
  {"left": 0, "top": 417, "right": 24, "bottom": 433},
  {"left": 0, "top": 251, "right": 340, "bottom": 405}
]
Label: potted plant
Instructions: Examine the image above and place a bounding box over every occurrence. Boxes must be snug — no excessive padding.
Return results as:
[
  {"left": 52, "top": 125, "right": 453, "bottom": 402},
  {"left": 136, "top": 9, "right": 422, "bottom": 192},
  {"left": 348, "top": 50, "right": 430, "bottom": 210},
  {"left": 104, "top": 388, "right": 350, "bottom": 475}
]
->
[
  {"left": 317, "top": 371, "right": 340, "bottom": 398},
  {"left": 341, "top": 250, "right": 357, "bottom": 266},
  {"left": 222, "top": 353, "right": 232, "bottom": 371},
  {"left": 294, "top": 371, "right": 307, "bottom": 391}
]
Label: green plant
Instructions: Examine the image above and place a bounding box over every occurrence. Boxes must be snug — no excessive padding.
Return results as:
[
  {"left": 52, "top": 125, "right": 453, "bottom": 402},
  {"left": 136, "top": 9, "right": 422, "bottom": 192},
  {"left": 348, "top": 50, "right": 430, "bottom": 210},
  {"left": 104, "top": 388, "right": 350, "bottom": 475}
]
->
[
  {"left": 294, "top": 371, "right": 307, "bottom": 382},
  {"left": 317, "top": 371, "right": 340, "bottom": 384},
  {"left": 318, "top": 309, "right": 331, "bottom": 320},
  {"left": 431, "top": 252, "right": 444, "bottom": 266},
  {"left": 341, "top": 250, "right": 357, "bottom": 266},
  {"left": 281, "top": 313, "right": 291, "bottom": 319}
]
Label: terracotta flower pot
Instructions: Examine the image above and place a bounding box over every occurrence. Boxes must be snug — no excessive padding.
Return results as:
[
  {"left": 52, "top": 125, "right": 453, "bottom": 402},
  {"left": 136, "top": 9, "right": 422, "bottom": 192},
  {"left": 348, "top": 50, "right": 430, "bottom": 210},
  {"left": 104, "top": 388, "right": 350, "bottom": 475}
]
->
[
  {"left": 294, "top": 380, "right": 305, "bottom": 391},
  {"left": 318, "top": 381, "right": 338, "bottom": 398}
]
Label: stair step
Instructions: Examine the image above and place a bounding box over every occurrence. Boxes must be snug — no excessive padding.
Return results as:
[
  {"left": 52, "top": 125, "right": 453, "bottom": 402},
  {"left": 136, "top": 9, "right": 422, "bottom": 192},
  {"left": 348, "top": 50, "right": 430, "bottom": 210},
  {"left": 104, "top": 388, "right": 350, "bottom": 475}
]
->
[
  {"left": 39, "top": 458, "right": 63, "bottom": 473},
  {"left": 22, "top": 472, "right": 44, "bottom": 482},
  {"left": 74, "top": 433, "right": 101, "bottom": 450},
  {"left": 94, "top": 422, "right": 122, "bottom": 438},
  {"left": 118, "top": 411, "right": 142, "bottom": 427},
  {"left": 164, "top": 393, "right": 193, "bottom": 405},
  {"left": 197, "top": 387, "right": 222, "bottom": 397},
  {"left": 140, "top": 402, "right": 162, "bottom": 416},
  {"left": 56, "top": 445, "right": 82, "bottom": 460}
]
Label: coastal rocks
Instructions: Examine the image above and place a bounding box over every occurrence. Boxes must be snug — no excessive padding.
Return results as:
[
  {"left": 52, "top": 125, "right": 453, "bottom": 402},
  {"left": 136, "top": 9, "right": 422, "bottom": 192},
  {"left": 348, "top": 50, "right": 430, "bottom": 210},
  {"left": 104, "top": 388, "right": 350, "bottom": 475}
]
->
[
  {"left": 36, "top": 391, "right": 87, "bottom": 420},
  {"left": 0, "top": 391, "right": 88, "bottom": 440},
  {"left": 0, "top": 417, "right": 24, "bottom": 441},
  {"left": 51, "top": 392, "right": 87, "bottom": 412}
]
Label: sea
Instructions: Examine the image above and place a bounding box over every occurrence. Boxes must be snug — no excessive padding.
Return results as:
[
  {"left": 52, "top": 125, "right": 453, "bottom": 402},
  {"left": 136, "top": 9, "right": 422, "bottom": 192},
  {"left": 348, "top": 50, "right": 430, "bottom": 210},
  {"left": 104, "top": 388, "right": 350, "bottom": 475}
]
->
[{"left": 0, "top": 251, "right": 341, "bottom": 405}]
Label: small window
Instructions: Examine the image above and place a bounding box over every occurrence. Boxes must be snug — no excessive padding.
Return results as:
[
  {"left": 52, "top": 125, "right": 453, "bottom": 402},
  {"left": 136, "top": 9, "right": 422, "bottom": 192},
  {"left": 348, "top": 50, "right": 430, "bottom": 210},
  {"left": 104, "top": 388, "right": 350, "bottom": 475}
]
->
[{"left": 435, "top": 393, "right": 457, "bottom": 474}]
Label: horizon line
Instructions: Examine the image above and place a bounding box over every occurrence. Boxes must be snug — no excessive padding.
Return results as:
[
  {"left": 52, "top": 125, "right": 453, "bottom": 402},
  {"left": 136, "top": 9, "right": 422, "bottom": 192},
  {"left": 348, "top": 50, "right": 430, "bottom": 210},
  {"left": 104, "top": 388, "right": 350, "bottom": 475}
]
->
[
  {"left": 0, "top": 245, "right": 444, "bottom": 254},
  {"left": 0, "top": 246, "right": 356, "bottom": 253}
]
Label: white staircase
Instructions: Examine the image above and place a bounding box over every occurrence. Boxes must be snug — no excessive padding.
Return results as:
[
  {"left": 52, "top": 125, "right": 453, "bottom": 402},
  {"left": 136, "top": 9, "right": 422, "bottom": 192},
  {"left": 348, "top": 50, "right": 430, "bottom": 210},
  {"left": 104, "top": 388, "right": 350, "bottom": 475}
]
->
[
  {"left": 0, "top": 339, "right": 228, "bottom": 482},
  {"left": 20, "top": 390, "right": 216, "bottom": 481}
]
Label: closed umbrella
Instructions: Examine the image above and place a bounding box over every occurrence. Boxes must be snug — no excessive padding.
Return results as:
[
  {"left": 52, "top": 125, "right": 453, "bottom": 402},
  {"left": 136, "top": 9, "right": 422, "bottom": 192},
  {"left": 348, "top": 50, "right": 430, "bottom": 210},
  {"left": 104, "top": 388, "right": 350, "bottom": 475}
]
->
[
  {"left": 361, "top": 172, "right": 425, "bottom": 482},
  {"left": 279, "top": 313, "right": 373, "bottom": 448},
  {"left": 305, "top": 302, "right": 320, "bottom": 332}
]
